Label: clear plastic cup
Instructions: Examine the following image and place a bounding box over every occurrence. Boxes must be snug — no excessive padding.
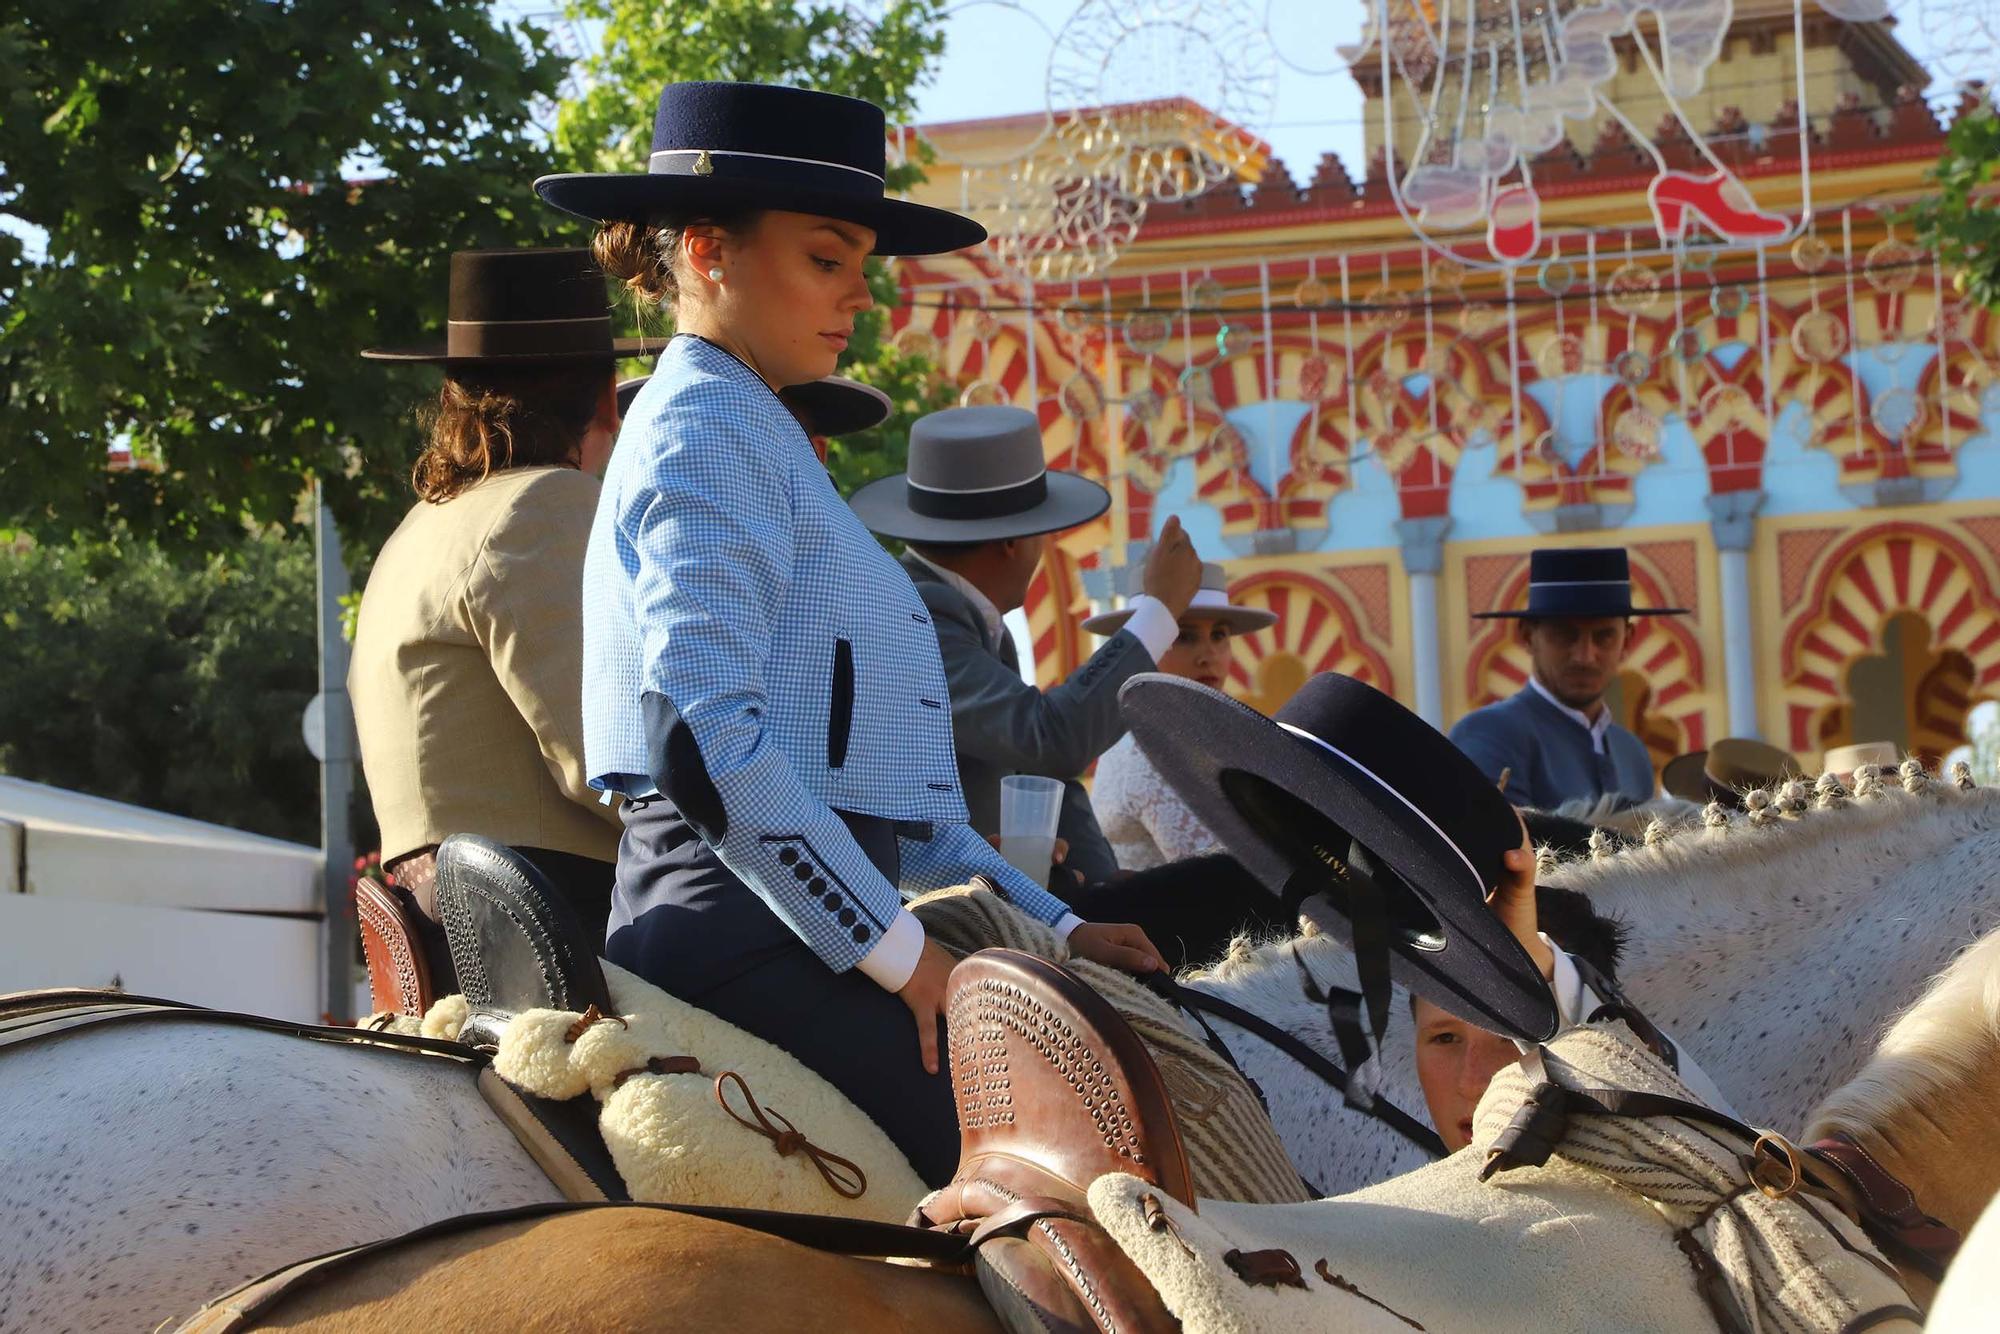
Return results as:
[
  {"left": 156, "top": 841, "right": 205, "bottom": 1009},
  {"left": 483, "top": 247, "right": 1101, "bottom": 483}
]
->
[{"left": 998, "top": 774, "right": 1065, "bottom": 888}]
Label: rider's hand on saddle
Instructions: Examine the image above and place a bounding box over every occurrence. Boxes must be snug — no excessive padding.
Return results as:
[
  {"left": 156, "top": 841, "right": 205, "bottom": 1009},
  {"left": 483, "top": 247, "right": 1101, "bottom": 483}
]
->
[
  {"left": 1487, "top": 817, "right": 1556, "bottom": 982},
  {"left": 898, "top": 937, "right": 958, "bottom": 1075},
  {"left": 1068, "top": 921, "right": 1164, "bottom": 975}
]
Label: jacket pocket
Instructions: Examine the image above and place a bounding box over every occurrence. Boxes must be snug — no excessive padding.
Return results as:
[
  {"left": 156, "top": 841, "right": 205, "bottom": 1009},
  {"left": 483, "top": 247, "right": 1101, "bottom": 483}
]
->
[{"left": 828, "top": 637, "right": 855, "bottom": 770}]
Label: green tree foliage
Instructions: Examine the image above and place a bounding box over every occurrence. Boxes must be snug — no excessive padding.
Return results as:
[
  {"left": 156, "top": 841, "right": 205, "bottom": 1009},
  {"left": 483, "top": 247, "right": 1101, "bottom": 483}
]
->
[
  {"left": 0, "top": 1, "right": 577, "bottom": 557},
  {"left": 554, "top": 0, "right": 957, "bottom": 493},
  {"left": 0, "top": 530, "right": 323, "bottom": 845},
  {"left": 1907, "top": 97, "right": 2000, "bottom": 310}
]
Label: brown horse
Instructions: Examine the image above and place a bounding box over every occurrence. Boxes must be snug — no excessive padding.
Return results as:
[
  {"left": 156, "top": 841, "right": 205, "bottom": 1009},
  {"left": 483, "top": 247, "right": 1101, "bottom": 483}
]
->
[{"left": 176, "top": 1205, "right": 1001, "bottom": 1333}]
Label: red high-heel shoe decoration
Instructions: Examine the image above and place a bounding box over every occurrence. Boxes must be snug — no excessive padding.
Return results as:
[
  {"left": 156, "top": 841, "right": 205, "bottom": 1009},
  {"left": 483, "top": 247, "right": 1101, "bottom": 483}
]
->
[
  {"left": 1648, "top": 170, "right": 1790, "bottom": 244},
  {"left": 1486, "top": 184, "right": 1541, "bottom": 263}
]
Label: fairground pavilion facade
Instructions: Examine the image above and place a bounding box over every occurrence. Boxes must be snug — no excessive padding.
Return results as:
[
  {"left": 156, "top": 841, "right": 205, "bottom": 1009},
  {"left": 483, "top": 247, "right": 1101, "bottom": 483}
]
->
[{"left": 886, "top": 4, "right": 1999, "bottom": 775}]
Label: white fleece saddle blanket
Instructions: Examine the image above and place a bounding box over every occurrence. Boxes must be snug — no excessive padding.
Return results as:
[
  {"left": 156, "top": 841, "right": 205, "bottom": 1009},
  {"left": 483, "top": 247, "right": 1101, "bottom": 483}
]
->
[
  {"left": 1085, "top": 1025, "right": 1919, "bottom": 1334},
  {"left": 405, "top": 961, "right": 928, "bottom": 1223}
]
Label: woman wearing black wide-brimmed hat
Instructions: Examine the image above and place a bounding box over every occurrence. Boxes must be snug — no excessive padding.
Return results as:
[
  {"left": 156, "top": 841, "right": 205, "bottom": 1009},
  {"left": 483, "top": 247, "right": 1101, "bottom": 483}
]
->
[
  {"left": 350, "top": 247, "right": 652, "bottom": 961},
  {"left": 543, "top": 81, "right": 1162, "bottom": 1183}
]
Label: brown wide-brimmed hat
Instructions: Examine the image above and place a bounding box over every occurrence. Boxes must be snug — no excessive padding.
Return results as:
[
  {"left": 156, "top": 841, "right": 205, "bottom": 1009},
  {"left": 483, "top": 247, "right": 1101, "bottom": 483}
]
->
[
  {"left": 362, "top": 248, "right": 656, "bottom": 365},
  {"left": 1082, "top": 562, "right": 1277, "bottom": 637},
  {"left": 1661, "top": 737, "right": 1802, "bottom": 806}
]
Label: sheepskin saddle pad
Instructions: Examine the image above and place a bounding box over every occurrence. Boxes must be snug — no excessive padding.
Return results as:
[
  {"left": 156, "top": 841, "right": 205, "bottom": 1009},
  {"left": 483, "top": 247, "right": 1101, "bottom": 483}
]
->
[
  {"left": 407, "top": 961, "right": 929, "bottom": 1224},
  {"left": 1083, "top": 1023, "right": 1921, "bottom": 1334}
]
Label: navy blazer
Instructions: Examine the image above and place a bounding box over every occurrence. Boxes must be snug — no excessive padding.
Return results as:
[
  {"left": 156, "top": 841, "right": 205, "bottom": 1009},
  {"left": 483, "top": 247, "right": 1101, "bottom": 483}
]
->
[
  {"left": 1448, "top": 686, "right": 1655, "bottom": 811},
  {"left": 581, "top": 335, "right": 1071, "bottom": 973}
]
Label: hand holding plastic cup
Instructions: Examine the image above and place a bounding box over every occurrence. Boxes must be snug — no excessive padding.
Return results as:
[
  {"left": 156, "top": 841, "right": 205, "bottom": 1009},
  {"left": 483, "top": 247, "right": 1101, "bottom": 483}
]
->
[{"left": 998, "top": 774, "right": 1064, "bottom": 888}]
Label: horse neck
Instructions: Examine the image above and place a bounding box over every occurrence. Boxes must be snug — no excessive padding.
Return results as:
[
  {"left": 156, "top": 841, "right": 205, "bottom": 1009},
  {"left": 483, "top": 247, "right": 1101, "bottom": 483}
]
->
[
  {"left": 1809, "top": 1045, "right": 2000, "bottom": 1240},
  {"left": 1805, "top": 928, "right": 2000, "bottom": 1239}
]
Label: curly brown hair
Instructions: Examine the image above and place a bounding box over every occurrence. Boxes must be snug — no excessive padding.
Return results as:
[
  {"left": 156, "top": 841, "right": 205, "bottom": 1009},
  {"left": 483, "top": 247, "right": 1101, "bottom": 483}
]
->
[
  {"left": 410, "top": 364, "right": 609, "bottom": 504},
  {"left": 591, "top": 209, "right": 762, "bottom": 309}
]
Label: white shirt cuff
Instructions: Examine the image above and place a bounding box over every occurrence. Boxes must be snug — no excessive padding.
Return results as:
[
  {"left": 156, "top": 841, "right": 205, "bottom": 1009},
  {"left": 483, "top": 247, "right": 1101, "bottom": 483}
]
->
[
  {"left": 1053, "top": 912, "right": 1084, "bottom": 943},
  {"left": 854, "top": 910, "right": 927, "bottom": 992},
  {"left": 1512, "top": 936, "right": 1587, "bottom": 1055},
  {"left": 1120, "top": 595, "right": 1181, "bottom": 664}
]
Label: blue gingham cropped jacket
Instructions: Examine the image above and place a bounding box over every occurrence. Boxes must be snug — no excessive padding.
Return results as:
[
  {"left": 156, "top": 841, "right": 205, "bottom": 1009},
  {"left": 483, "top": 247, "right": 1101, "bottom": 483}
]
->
[{"left": 582, "top": 335, "right": 1071, "bottom": 974}]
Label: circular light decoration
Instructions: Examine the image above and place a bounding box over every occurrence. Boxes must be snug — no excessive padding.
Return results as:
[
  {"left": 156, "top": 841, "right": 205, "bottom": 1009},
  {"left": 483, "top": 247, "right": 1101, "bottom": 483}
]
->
[
  {"left": 1060, "top": 370, "right": 1104, "bottom": 419},
  {"left": 960, "top": 381, "right": 1008, "bottom": 408},
  {"left": 1123, "top": 308, "right": 1172, "bottom": 356},
  {"left": 1669, "top": 328, "right": 1706, "bottom": 364},
  {"left": 1292, "top": 275, "right": 1331, "bottom": 309},
  {"left": 970, "top": 307, "right": 1004, "bottom": 343},
  {"left": 1710, "top": 285, "right": 1749, "bottom": 319},
  {"left": 1870, "top": 387, "right": 1927, "bottom": 441},
  {"left": 1178, "top": 363, "right": 1217, "bottom": 405},
  {"left": 1125, "top": 386, "right": 1165, "bottom": 423},
  {"left": 1296, "top": 353, "right": 1337, "bottom": 402},
  {"left": 1606, "top": 263, "right": 1663, "bottom": 317},
  {"left": 1058, "top": 299, "right": 1094, "bottom": 335},
  {"left": 1536, "top": 331, "right": 1587, "bottom": 378},
  {"left": 1612, "top": 409, "right": 1664, "bottom": 460},
  {"left": 1457, "top": 302, "right": 1501, "bottom": 337},
  {"left": 1789, "top": 310, "right": 1848, "bottom": 364},
  {"left": 1865, "top": 239, "right": 1923, "bottom": 295},
  {"left": 1537, "top": 260, "right": 1577, "bottom": 297},
  {"left": 1613, "top": 349, "right": 1652, "bottom": 387},
  {"left": 1930, "top": 301, "right": 1972, "bottom": 343},
  {"left": 1678, "top": 245, "right": 1717, "bottom": 275},
  {"left": 1457, "top": 397, "right": 1495, "bottom": 431},
  {"left": 1189, "top": 276, "right": 1225, "bottom": 310},
  {"left": 1363, "top": 285, "right": 1410, "bottom": 332},
  {"left": 1216, "top": 323, "right": 1257, "bottom": 356},
  {"left": 1791, "top": 234, "right": 1833, "bottom": 274},
  {"left": 1429, "top": 257, "right": 1469, "bottom": 292},
  {"left": 1045, "top": 0, "right": 1277, "bottom": 203},
  {"left": 893, "top": 326, "right": 941, "bottom": 360}
]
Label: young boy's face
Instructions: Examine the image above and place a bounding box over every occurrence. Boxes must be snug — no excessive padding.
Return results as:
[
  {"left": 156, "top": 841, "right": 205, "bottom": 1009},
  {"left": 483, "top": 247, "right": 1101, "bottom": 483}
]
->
[{"left": 1412, "top": 994, "right": 1529, "bottom": 1152}]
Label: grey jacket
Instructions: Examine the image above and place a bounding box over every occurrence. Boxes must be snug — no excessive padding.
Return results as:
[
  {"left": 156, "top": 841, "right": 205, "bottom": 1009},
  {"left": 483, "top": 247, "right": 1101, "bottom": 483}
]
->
[{"left": 902, "top": 554, "right": 1155, "bottom": 884}]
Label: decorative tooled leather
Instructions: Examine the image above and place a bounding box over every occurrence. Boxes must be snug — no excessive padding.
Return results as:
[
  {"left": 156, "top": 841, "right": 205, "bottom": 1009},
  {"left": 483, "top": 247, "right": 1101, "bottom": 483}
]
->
[
  {"left": 355, "top": 878, "right": 430, "bottom": 1018},
  {"left": 951, "top": 976, "right": 1149, "bottom": 1170}
]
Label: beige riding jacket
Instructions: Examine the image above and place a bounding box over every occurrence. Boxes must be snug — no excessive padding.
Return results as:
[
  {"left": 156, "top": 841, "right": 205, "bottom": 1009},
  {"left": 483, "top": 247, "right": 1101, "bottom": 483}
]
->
[{"left": 350, "top": 465, "right": 620, "bottom": 865}]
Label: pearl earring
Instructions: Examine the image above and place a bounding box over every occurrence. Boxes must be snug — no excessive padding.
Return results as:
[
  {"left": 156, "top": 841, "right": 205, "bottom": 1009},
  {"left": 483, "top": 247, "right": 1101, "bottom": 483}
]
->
[{"left": 706, "top": 267, "right": 725, "bottom": 282}]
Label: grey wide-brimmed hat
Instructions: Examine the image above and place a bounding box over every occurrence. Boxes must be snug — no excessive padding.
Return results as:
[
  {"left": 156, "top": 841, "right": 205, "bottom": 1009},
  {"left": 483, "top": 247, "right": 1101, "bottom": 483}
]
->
[
  {"left": 619, "top": 373, "right": 892, "bottom": 437},
  {"left": 1082, "top": 562, "right": 1277, "bottom": 637},
  {"left": 849, "top": 405, "right": 1110, "bottom": 544}
]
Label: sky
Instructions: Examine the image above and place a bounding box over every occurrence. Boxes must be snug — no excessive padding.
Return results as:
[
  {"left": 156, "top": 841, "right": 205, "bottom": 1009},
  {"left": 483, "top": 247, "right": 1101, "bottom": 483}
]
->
[
  {"left": 909, "top": 0, "right": 1374, "bottom": 185},
  {"left": 906, "top": 0, "right": 1978, "bottom": 190}
]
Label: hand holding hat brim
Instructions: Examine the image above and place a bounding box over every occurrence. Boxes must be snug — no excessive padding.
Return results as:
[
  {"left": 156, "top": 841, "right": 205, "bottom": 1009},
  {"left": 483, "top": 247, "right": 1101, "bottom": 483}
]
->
[{"left": 1118, "top": 672, "right": 1558, "bottom": 1042}]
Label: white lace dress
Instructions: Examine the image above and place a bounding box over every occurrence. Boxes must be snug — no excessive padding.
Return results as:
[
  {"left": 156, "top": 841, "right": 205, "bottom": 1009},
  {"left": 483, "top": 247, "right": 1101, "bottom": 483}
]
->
[{"left": 1091, "top": 733, "right": 1222, "bottom": 871}]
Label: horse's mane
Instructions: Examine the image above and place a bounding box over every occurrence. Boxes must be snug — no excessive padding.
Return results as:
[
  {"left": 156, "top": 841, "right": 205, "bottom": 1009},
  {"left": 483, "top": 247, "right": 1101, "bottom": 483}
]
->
[
  {"left": 1539, "top": 764, "right": 2000, "bottom": 922},
  {"left": 1807, "top": 920, "right": 2000, "bottom": 1142},
  {"left": 1185, "top": 765, "right": 1999, "bottom": 996}
]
